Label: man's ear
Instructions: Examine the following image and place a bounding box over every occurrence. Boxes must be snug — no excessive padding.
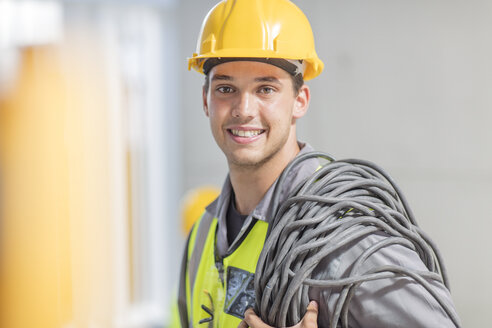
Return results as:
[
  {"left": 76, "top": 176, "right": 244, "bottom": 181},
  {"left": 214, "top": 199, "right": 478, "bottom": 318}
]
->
[
  {"left": 292, "top": 84, "right": 310, "bottom": 119},
  {"left": 202, "top": 85, "right": 209, "bottom": 117}
]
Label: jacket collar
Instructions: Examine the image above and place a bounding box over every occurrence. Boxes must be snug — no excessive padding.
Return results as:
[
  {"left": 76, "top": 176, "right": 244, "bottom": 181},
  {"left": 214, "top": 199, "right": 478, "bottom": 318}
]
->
[{"left": 206, "top": 142, "right": 319, "bottom": 254}]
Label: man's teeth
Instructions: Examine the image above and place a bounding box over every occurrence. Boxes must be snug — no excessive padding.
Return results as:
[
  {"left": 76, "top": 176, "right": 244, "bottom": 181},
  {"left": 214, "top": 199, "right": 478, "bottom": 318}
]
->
[{"left": 231, "top": 129, "right": 262, "bottom": 137}]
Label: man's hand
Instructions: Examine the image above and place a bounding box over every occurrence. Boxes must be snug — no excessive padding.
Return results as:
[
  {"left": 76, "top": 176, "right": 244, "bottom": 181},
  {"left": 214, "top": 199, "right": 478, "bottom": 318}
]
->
[{"left": 237, "top": 301, "right": 318, "bottom": 328}]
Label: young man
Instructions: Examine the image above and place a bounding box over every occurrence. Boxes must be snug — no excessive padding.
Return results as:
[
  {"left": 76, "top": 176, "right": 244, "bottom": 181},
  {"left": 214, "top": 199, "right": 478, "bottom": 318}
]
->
[{"left": 178, "top": 0, "right": 460, "bottom": 327}]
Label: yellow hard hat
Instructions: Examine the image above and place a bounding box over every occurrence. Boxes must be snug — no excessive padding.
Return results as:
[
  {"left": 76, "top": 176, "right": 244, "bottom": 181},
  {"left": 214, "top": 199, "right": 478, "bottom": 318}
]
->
[
  {"left": 180, "top": 186, "right": 220, "bottom": 235},
  {"left": 188, "top": 0, "right": 324, "bottom": 81}
]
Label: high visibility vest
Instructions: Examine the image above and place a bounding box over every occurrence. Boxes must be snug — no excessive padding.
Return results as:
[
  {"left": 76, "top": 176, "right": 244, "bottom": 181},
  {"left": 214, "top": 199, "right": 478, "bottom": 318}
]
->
[{"left": 178, "top": 211, "right": 268, "bottom": 328}]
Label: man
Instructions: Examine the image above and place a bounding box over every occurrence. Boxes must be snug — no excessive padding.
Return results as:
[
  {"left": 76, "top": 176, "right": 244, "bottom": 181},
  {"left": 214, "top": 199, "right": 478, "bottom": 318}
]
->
[{"left": 178, "top": 0, "right": 460, "bottom": 327}]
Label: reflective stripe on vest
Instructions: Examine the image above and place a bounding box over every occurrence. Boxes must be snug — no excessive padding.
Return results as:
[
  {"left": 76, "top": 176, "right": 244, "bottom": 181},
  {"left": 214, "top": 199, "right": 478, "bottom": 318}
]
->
[{"left": 183, "top": 213, "right": 268, "bottom": 327}]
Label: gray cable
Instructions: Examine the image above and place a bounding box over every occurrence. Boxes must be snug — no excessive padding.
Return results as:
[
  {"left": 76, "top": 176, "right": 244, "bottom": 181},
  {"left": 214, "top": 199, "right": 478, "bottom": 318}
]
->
[{"left": 254, "top": 151, "right": 460, "bottom": 327}]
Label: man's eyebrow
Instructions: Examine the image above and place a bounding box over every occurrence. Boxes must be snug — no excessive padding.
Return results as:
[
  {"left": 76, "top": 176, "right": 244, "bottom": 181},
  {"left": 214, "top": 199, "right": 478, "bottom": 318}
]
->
[
  {"left": 254, "top": 76, "right": 281, "bottom": 83},
  {"left": 211, "top": 74, "right": 233, "bottom": 81},
  {"left": 211, "top": 75, "right": 282, "bottom": 83}
]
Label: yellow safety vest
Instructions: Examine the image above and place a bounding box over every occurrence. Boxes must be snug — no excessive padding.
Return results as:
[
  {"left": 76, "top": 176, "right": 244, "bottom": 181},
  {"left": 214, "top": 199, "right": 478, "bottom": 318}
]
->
[{"left": 179, "top": 211, "right": 268, "bottom": 327}]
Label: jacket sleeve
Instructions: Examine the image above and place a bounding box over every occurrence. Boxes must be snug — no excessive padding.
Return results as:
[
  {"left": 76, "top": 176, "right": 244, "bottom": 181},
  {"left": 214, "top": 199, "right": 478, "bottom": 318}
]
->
[{"left": 309, "top": 231, "right": 461, "bottom": 327}]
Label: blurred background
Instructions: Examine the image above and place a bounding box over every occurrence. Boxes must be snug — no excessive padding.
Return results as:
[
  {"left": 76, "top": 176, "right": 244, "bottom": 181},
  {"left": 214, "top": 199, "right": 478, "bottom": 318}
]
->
[{"left": 0, "top": 0, "right": 490, "bottom": 327}]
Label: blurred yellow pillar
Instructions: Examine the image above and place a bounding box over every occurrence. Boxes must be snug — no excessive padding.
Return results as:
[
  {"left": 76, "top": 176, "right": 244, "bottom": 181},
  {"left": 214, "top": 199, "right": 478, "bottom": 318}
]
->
[
  {"left": 0, "top": 46, "right": 73, "bottom": 328},
  {"left": 0, "top": 44, "right": 114, "bottom": 327}
]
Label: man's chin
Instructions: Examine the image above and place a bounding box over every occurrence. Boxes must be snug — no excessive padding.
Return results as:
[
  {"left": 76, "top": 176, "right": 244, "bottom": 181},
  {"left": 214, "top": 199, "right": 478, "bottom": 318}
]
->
[
  {"left": 227, "top": 149, "right": 281, "bottom": 170},
  {"left": 226, "top": 151, "right": 264, "bottom": 168},
  {"left": 228, "top": 157, "right": 261, "bottom": 168}
]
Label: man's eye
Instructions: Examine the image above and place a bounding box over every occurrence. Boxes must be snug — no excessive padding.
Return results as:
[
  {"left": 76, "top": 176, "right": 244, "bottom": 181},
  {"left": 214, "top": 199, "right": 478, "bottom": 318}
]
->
[
  {"left": 217, "top": 86, "right": 234, "bottom": 93},
  {"left": 259, "top": 87, "right": 275, "bottom": 94}
]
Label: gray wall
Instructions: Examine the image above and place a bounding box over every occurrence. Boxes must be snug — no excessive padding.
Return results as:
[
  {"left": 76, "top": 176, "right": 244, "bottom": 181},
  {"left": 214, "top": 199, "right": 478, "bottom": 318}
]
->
[{"left": 178, "top": 1, "right": 492, "bottom": 326}]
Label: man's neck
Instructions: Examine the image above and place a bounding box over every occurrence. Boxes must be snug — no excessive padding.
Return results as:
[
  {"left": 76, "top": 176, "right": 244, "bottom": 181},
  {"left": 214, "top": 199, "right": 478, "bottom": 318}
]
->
[{"left": 229, "top": 143, "right": 301, "bottom": 215}]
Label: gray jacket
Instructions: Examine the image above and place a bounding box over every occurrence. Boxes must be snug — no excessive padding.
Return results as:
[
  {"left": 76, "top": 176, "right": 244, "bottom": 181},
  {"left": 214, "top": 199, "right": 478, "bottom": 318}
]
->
[{"left": 203, "top": 142, "right": 460, "bottom": 327}]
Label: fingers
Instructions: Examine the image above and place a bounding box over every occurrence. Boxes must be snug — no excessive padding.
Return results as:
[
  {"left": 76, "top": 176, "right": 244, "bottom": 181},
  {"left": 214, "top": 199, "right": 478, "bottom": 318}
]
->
[
  {"left": 238, "top": 302, "right": 318, "bottom": 328},
  {"left": 301, "top": 301, "right": 318, "bottom": 328},
  {"left": 240, "top": 307, "right": 272, "bottom": 328},
  {"left": 237, "top": 319, "right": 249, "bottom": 328}
]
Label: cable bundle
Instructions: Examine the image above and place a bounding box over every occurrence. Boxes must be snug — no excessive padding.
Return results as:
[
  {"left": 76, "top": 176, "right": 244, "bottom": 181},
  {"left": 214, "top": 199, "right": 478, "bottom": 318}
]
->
[{"left": 254, "top": 152, "right": 460, "bottom": 327}]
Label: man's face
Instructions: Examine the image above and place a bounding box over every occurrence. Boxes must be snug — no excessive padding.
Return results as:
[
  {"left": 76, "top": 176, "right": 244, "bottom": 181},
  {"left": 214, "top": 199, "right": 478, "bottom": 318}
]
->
[{"left": 203, "top": 61, "right": 309, "bottom": 169}]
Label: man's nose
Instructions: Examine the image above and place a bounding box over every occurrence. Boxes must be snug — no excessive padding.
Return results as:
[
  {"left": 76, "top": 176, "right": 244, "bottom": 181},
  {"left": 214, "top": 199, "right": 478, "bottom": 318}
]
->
[{"left": 231, "top": 92, "right": 257, "bottom": 118}]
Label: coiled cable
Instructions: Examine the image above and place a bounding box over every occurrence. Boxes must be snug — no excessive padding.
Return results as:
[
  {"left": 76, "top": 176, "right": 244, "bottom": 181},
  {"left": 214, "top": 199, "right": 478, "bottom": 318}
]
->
[{"left": 254, "top": 151, "right": 460, "bottom": 327}]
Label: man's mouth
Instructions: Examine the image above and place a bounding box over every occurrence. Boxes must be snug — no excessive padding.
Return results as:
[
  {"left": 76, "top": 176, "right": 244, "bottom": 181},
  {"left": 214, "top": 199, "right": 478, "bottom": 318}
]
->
[{"left": 228, "top": 129, "right": 265, "bottom": 138}]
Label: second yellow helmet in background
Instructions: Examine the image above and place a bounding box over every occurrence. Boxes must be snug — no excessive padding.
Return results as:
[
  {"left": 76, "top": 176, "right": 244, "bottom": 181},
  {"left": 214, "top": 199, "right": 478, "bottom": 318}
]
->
[{"left": 180, "top": 186, "right": 220, "bottom": 235}]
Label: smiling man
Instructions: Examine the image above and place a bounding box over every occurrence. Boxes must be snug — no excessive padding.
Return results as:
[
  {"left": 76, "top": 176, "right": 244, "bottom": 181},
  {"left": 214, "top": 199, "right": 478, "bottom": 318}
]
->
[
  {"left": 177, "top": 1, "right": 460, "bottom": 327},
  {"left": 203, "top": 61, "right": 310, "bottom": 216}
]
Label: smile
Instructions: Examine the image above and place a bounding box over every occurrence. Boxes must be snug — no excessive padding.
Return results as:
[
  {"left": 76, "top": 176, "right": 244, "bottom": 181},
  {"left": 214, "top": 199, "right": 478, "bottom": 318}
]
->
[{"left": 228, "top": 129, "right": 265, "bottom": 138}]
